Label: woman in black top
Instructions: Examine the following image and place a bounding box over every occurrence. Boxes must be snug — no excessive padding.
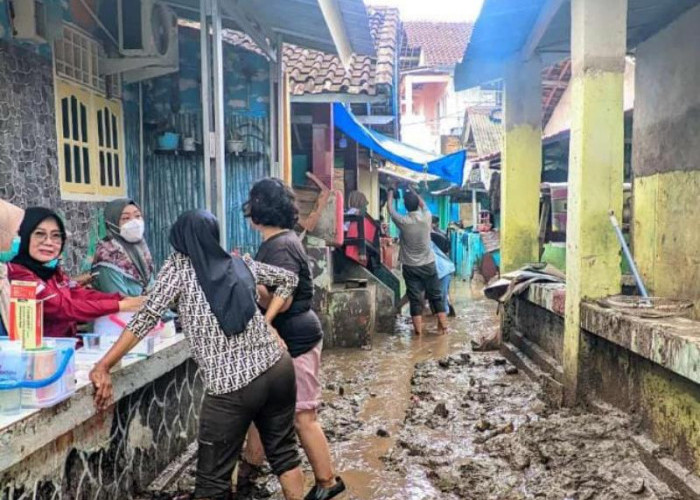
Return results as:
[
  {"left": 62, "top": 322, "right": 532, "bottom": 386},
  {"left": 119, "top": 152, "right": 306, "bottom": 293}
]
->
[{"left": 242, "top": 178, "right": 345, "bottom": 500}]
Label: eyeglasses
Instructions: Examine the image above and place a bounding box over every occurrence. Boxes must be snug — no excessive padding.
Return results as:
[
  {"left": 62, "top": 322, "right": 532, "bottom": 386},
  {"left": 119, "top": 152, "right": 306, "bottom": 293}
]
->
[{"left": 31, "top": 230, "right": 63, "bottom": 245}]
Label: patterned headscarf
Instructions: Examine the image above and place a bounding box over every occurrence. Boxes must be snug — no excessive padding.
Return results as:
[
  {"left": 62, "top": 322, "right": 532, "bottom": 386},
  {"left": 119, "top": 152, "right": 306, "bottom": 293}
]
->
[{"left": 93, "top": 199, "right": 153, "bottom": 287}]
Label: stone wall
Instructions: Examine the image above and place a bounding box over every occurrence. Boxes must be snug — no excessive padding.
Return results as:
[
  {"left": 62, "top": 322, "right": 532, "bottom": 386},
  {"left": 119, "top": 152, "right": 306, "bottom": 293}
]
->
[
  {"left": 0, "top": 40, "right": 101, "bottom": 274},
  {"left": 0, "top": 359, "right": 204, "bottom": 499}
]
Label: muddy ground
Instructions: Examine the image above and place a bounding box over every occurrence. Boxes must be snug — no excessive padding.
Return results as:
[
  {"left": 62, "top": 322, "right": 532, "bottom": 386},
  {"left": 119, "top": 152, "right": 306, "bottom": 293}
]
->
[{"left": 148, "top": 286, "right": 682, "bottom": 500}]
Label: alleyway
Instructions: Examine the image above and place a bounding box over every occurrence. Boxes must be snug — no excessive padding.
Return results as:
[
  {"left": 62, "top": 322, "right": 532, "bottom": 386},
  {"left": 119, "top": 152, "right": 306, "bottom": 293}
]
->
[{"left": 151, "top": 284, "right": 682, "bottom": 500}]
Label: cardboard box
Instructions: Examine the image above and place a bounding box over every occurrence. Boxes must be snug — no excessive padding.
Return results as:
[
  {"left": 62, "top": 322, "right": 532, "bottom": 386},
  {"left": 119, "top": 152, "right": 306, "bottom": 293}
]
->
[{"left": 9, "top": 281, "right": 43, "bottom": 349}]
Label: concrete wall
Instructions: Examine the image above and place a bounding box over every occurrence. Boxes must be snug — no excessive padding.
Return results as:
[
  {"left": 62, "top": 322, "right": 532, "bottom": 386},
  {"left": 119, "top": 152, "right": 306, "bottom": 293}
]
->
[
  {"left": 632, "top": 4, "right": 700, "bottom": 317},
  {"left": 0, "top": 346, "right": 203, "bottom": 499}
]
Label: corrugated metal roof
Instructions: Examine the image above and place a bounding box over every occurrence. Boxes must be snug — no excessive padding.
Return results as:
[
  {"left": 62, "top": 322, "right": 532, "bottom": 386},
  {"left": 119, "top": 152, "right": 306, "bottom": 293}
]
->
[
  {"left": 167, "top": 0, "right": 375, "bottom": 57},
  {"left": 454, "top": 0, "right": 700, "bottom": 90},
  {"left": 463, "top": 106, "right": 503, "bottom": 158}
]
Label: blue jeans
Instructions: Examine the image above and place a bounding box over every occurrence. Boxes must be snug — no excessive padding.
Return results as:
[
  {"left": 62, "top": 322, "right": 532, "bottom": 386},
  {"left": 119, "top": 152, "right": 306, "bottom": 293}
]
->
[{"left": 440, "top": 274, "right": 453, "bottom": 313}]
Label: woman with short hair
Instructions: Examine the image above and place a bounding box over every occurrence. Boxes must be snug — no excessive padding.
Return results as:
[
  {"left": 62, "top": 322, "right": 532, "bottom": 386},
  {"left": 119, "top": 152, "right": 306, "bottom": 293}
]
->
[{"left": 242, "top": 178, "right": 345, "bottom": 500}]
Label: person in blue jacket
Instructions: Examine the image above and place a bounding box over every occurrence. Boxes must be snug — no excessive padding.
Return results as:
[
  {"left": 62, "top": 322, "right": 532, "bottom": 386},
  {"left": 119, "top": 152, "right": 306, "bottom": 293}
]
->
[{"left": 432, "top": 240, "right": 456, "bottom": 316}]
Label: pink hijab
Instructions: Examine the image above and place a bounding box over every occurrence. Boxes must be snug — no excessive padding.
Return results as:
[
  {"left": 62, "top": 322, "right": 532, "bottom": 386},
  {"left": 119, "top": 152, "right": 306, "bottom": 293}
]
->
[{"left": 0, "top": 200, "right": 24, "bottom": 330}]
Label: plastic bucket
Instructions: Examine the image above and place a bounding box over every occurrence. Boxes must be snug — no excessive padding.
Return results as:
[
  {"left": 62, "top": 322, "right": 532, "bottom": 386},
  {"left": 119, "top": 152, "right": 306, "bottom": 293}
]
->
[
  {"left": 94, "top": 312, "right": 135, "bottom": 337},
  {"left": 21, "top": 346, "right": 75, "bottom": 408},
  {"left": 44, "top": 338, "right": 78, "bottom": 393},
  {"left": 0, "top": 340, "right": 24, "bottom": 415}
]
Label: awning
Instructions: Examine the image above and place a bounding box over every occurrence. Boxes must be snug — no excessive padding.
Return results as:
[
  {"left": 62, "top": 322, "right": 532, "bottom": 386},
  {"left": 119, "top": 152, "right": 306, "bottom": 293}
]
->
[
  {"left": 454, "top": 0, "right": 700, "bottom": 90},
  {"left": 166, "top": 0, "right": 375, "bottom": 65},
  {"left": 333, "top": 103, "right": 467, "bottom": 186}
]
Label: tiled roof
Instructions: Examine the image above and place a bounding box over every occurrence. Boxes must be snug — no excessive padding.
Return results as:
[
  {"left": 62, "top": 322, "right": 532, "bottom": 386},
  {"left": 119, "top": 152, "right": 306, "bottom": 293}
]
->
[
  {"left": 463, "top": 59, "right": 571, "bottom": 160},
  {"left": 401, "top": 21, "right": 473, "bottom": 69},
  {"left": 283, "top": 6, "right": 400, "bottom": 96},
  {"left": 542, "top": 59, "right": 571, "bottom": 126},
  {"left": 463, "top": 106, "right": 503, "bottom": 158}
]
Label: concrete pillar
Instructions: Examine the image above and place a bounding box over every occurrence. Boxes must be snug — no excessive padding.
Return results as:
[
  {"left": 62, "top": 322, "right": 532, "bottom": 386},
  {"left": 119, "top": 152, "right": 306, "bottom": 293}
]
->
[
  {"left": 563, "top": 0, "right": 627, "bottom": 404},
  {"left": 632, "top": 4, "right": 700, "bottom": 319},
  {"left": 312, "top": 103, "right": 334, "bottom": 189},
  {"left": 501, "top": 58, "right": 542, "bottom": 272}
]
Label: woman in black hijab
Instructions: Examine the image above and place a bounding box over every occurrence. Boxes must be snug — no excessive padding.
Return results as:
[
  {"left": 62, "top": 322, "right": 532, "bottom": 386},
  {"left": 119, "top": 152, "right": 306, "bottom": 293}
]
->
[
  {"left": 8, "top": 207, "right": 144, "bottom": 338},
  {"left": 90, "top": 210, "right": 306, "bottom": 500}
]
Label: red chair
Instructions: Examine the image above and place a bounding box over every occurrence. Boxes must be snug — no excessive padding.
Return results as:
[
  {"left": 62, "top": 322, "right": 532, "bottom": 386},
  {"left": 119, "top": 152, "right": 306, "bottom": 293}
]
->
[{"left": 344, "top": 213, "right": 380, "bottom": 266}]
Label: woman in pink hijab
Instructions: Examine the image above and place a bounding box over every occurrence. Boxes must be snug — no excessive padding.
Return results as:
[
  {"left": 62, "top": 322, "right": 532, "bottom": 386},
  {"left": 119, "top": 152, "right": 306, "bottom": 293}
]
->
[{"left": 0, "top": 199, "right": 24, "bottom": 335}]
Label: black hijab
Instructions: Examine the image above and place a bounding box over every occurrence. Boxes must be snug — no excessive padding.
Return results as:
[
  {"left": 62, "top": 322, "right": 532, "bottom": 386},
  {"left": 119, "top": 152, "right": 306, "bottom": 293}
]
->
[
  {"left": 12, "top": 207, "right": 67, "bottom": 282},
  {"left": 169, "top": 210, "right": 258, "bottom": 337}
]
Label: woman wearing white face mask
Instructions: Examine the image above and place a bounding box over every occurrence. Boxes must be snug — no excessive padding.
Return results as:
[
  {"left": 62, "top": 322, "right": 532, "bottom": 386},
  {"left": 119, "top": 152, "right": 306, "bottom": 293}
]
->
[
  {"left": 92, "top": 200, "right": 154, "bottom": 297},
  {"left": 0, "top": 199, "right": 24, "bottom": 336}
]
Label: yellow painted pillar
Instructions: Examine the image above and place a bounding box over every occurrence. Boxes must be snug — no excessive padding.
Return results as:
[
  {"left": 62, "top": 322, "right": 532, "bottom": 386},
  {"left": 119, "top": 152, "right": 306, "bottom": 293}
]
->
[
  {"left": 632, "top": 4, "right": 700, "bottom": 319},
  {"left": 564, "top": 0, "right": 627, "bottom": 404},
  {"left": 501, "top": 59, "right": 542, "bottom": 273}
]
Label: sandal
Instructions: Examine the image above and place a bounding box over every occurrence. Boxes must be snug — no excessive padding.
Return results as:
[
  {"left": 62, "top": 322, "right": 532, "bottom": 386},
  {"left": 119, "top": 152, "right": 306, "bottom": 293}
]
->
[{"left": 304, "top": 476, "right": 346, "bottom": 500}]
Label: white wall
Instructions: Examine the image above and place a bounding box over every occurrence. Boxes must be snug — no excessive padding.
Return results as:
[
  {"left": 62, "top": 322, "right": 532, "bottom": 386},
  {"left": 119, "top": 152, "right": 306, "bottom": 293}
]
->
[
  {"left": 544, "top": 57, "right": 636, "bottom": 137},
  {"left": 401, "top": 76, "right": 499, "bottom": 154}
]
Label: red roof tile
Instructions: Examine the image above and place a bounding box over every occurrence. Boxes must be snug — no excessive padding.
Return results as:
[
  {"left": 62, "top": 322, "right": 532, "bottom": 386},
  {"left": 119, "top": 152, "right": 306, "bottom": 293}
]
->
[
  {"left": 283, "top": 6, "right": 400, "bottom": 96},
  {"left": 401, "top": 21, "right": 473, "bottom": 69}
]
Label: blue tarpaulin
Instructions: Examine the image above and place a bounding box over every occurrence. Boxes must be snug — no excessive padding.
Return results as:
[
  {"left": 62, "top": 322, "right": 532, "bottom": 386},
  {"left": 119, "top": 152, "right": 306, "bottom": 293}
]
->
[{"left": 332, "top": 102, "right": 467, "bottom": 186}]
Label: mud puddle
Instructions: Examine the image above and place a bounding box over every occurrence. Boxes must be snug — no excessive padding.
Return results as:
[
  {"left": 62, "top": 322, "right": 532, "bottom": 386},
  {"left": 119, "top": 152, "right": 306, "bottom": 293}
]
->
[{"left": 146, "top": 284, "right": 682, "bottom": 499}]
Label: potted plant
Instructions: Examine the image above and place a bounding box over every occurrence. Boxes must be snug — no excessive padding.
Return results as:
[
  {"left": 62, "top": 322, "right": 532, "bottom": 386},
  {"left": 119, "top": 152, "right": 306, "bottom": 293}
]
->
[
  {"left": 156, "top": 125, "right": 179, "bottom": 151},
  {"left": 226, "top": 129, "right": 246, "bottom": 155}
]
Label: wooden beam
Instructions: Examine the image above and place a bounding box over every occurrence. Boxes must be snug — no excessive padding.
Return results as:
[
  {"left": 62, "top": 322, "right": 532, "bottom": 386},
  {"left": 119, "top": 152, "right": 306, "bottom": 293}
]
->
[
  {"left": 521, "top": 0, "right": 565, "bottom": 60},
  {"left": 542, "top": 79, "right": 569, "bottom": 89},
  {"left": 292, "top": 115, "right": 395, "bottom": 126},
  {"left": 311, "top": 103, "right": 334, "bottom": 189},
  {"left": 290, "top": 93, "right": 385, "bottom": 104},
  {"left": 292, "top": 123, "right": 304, "bottom": 150},
  {"left": 343, "top": 139, "right": 359, "bottom": 194}
]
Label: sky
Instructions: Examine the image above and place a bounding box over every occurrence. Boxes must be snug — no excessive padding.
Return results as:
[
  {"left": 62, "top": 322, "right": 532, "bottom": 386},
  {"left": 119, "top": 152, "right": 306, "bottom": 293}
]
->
[{"left": 364, "top": 0, "right": 484, "bottom": 22}]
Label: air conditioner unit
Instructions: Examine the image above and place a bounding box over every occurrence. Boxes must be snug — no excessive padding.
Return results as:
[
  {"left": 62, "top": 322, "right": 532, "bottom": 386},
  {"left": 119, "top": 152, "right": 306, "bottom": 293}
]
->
[
  {"left": 11, "top": 0, "right": 61, "bottom": 43},
  {"left": 100, "top": 0, "right": 179, "bottom": 84}
]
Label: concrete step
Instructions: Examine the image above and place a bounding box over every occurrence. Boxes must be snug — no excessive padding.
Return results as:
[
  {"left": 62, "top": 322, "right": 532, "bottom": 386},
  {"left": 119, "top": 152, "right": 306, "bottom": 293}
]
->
[
  {"left": 509, "top": 328, "right": 564, "bottom": 383},
  {"left": 501, "top": 341, "right": 564, "bottom": 408}
]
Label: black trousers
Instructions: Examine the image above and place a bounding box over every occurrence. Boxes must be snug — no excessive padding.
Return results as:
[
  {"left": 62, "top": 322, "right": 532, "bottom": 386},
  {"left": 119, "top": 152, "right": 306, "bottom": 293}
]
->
[
  {"left": 402, "top": 262, "right": 444, "bottom": 317},
  {"left": 194, "top": 353, "right": 300, "bottom": 499}
]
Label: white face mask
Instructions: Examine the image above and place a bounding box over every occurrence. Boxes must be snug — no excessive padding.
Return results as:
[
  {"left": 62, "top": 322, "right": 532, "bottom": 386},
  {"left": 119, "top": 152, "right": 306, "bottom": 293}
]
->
[{"left": 120, "top": 218, "right": 145, "bottom": 243}]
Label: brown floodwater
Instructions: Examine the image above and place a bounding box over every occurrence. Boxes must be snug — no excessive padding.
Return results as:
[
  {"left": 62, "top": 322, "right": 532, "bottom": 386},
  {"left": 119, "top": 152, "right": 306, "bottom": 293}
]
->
[
  {"left": 150, "top": 283, "right": 681, "bottom": 500},
  {"left": 315, "top": 283, "right": 500, "bottom": 499}
]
